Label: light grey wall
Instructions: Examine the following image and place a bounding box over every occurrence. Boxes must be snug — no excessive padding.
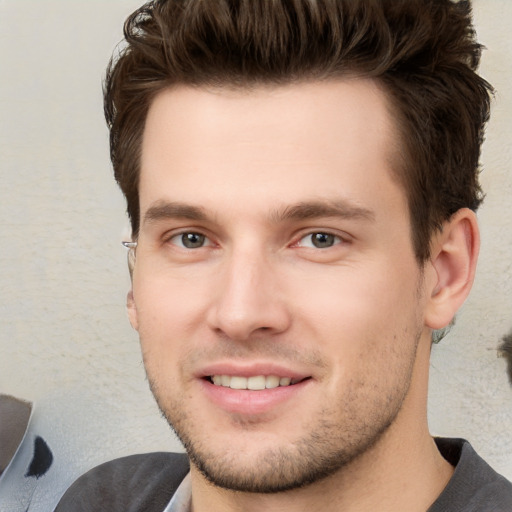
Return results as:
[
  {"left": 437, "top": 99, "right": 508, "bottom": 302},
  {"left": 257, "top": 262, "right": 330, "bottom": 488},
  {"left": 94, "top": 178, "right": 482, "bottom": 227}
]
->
[
  {"left": 0, "top": 0, "right": 510, "bottom": 502},
  {"left": 0, "top": 1, "right": 181, "bottom": 501}
]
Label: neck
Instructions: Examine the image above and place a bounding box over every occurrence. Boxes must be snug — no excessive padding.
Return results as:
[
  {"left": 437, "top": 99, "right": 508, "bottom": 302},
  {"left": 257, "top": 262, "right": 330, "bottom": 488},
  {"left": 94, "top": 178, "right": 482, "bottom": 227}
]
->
[{"left": 189, "top": 337, "right": 453, "bottom": 512}]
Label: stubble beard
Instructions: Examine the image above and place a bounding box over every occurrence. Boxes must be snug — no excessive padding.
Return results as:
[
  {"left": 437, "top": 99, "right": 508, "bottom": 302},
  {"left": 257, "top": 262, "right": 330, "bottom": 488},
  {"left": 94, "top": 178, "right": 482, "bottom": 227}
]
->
[
  {"left": 148, "top": 348, "right": 419, "bottom": 494},
  {"left": 164, "top": 407, "right": 397, "bottom": 493}
]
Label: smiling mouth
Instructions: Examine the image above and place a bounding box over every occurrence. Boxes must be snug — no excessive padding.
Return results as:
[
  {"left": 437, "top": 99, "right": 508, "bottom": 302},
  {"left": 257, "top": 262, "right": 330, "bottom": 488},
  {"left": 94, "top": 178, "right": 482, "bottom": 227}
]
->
[{"left": 208, "top": 375, "right": 308, "bottom": 390}]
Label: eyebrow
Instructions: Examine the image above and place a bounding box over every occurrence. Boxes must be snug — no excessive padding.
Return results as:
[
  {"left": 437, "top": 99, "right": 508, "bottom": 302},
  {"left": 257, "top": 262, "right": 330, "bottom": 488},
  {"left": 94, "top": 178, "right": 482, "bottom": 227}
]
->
[
  {"left": 143, "top": 201, "right": 208, "bottom": 226},
  {"left": 270, "top": 200, "right": 375, "bottom": 223},
  {"left": 142, "top": 198, "right": 375, "bottom": 227}
]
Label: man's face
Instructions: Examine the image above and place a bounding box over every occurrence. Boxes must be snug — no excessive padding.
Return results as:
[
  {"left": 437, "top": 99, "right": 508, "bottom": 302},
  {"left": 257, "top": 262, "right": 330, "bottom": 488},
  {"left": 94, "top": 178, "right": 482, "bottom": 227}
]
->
[{"left": 130, "top": 79, "right": 431, "bottom": 492}]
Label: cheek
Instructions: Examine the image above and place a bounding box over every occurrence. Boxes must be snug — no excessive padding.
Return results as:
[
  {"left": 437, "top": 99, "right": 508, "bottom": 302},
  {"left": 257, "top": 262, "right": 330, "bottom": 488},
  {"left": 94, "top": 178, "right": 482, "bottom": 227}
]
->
[
  {"left": 134, "top": 268, "right": 209, "bottom": 330},
  {"left": 292, "top": 261, "right": 412, "bottom": 326},
  {"left": 291, "top": 261, "right": 423, "bottom": 364},
  {"left": 132, "top": 284, "right": 194, "bottom": 381},
  {"left": 134, "top": 263, "right": 228, "bottom": 379}
]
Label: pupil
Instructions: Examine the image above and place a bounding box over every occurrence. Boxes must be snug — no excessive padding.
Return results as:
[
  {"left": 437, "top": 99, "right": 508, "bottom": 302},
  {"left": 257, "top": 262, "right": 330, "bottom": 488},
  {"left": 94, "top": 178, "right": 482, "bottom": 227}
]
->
[
  {"left": 312, "top": 233, "right": 334, "bottom": 248},
  {"left": 182, "top": 233, "right": 205, "bottom": 248}
]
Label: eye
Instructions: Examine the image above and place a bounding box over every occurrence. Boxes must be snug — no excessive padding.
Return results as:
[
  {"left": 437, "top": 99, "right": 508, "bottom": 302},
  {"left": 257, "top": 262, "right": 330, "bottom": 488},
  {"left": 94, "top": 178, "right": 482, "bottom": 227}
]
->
[
  {"left": 169, "top": 232, "right": 212, "bottom": 249},
  {"left": 297, "top": 232, "right": 342, "bottom": 249}
]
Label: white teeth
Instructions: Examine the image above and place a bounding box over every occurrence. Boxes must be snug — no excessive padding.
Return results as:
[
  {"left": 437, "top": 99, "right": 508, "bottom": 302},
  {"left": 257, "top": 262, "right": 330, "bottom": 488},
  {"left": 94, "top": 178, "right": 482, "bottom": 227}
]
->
[
  {"left": 265, "top": 375, "right": 280, "bottom": 389},
  {"left": 247, "top": 376, "right": 266, "bottom": 390},
  {"left": 211, "top": 374, "right": 296, "bottom": 390},
  {"left": 229, "top": 376, "right": 247, "bottom": 389}
]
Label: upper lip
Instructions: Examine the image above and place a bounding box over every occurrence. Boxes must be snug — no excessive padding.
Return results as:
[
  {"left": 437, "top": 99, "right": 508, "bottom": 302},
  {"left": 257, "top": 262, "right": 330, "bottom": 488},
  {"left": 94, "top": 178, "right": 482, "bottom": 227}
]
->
[{"left": 196, "top": 361, "right": 311, "bottom": 380}]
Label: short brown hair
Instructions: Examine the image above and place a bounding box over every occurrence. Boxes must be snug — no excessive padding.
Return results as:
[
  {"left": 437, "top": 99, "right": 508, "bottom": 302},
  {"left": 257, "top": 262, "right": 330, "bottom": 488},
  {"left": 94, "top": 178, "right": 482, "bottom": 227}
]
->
[{"left": 104, "top": 0, "right": 493, "bottom": 261}]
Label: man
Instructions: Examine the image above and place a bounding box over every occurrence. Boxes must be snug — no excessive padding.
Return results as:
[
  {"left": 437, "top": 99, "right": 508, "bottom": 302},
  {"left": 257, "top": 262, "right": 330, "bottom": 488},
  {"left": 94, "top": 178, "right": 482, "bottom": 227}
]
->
[{"left": 56, "top": 0, "right": 512, "bottom": 510}]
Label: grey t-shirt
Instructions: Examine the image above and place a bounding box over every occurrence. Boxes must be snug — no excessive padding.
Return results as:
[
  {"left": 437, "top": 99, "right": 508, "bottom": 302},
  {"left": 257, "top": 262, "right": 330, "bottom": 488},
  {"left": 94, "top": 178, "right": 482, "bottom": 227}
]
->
[
  {"left": 428, "top": 438, "right": 512, "bottom": 511},
  {"left": 56, "top": 438, "right": 512, "bottom": 511}
]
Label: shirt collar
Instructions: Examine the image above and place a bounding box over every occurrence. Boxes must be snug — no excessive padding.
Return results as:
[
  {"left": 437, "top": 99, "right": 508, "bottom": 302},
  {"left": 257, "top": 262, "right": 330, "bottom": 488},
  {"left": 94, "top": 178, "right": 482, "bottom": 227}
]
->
[{"left": 162, "top": 472, "right": 192, "bottom": 512}]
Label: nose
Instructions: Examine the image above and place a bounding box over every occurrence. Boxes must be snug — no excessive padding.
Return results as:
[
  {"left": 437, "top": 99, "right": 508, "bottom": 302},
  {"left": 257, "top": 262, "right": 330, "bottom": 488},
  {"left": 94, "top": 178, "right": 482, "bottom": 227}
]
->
[{"left": 206, "top": 249, "right": 291, "bottom": 341}]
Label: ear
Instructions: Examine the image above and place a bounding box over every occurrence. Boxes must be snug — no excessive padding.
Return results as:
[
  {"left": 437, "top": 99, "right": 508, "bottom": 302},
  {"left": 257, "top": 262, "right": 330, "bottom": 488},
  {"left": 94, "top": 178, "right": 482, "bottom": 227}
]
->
[
  {"left": 127, "top": 289, "right": 139, "bottom": 331},
  {"left": 424, "top": 208, "right": 479, "bottom": 330}
]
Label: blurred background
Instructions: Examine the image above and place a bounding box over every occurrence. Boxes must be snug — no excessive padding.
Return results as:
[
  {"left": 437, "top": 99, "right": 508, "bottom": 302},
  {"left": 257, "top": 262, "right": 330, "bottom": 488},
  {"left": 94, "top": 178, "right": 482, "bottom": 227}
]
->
[{"left": 0, "top": 0, "right": 511, "bottom": 508}]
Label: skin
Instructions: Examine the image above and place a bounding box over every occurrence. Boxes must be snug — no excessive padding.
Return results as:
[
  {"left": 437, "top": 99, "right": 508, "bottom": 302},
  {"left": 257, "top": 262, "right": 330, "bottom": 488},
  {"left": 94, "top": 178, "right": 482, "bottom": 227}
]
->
[{"left": 128, "top": 79, "right": 479, "bottom": 512}]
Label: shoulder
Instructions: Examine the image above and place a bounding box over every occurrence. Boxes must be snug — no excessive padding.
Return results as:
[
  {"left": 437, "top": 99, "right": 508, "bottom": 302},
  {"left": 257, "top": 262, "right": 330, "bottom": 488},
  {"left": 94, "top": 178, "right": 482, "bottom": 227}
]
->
[
  {"left": 431, "top": 438, "right": 512, "bottom": 512},
  {"left": 54, "top": 452, "right": 189, "bottom": 512}
]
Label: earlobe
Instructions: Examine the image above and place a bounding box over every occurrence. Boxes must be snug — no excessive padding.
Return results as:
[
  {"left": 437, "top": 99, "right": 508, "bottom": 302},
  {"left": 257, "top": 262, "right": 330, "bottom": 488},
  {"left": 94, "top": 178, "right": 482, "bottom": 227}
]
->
[
  {"left": 424, "top": 208, "right": 479, "bottom": 330},
  {"left": 127, "top": 289, "right": 139, "bottom": 331}
]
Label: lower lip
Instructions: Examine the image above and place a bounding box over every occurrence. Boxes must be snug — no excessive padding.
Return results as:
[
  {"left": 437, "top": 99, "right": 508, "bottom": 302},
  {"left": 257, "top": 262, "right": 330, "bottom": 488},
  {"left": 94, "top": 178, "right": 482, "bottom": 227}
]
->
[{"left": 199, "top": 378, "right": 311, "bottom": 415}]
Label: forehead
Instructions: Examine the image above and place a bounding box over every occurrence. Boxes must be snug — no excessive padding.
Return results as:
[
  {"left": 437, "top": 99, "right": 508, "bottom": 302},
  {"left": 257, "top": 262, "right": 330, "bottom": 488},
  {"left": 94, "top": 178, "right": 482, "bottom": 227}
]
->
[{"left": 139, "top": 79, "right": 404, "bottom": 220}]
